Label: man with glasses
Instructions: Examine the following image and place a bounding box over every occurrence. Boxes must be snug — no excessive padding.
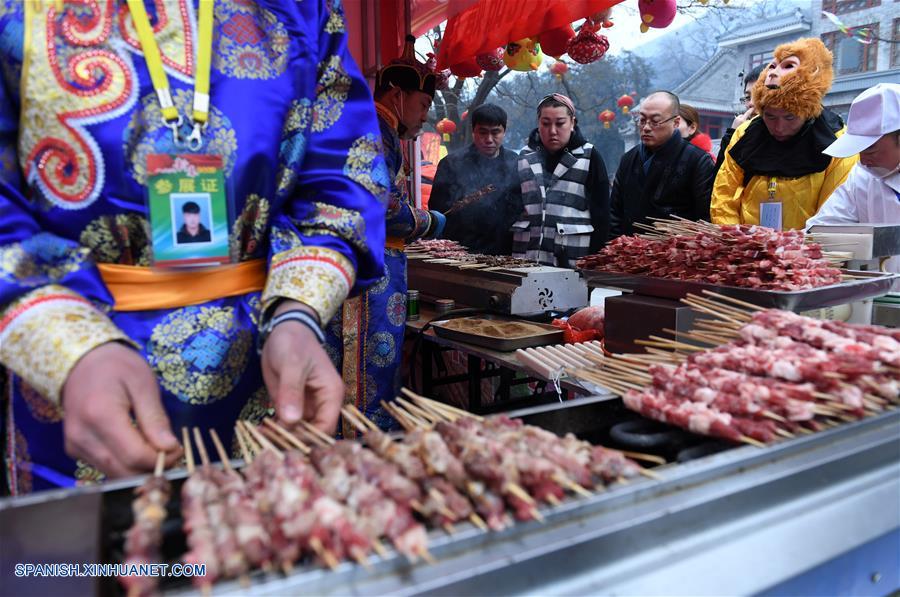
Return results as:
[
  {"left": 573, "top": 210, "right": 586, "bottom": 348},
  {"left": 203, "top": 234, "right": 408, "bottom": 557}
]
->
[
  {"left": 431, "top": 104, "right": 521, "bottom": 254},
  {"left": 610, "top": 91, "right": 716, "bottom": 238}
]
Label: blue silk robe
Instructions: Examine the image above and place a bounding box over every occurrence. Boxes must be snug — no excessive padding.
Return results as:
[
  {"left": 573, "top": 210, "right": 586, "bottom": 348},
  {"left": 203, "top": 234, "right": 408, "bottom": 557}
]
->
[
  {"left": 326, "top": 103, "right": 435, "bottom": 437},
  {"left": 0, "top": 0, "right": 388, "bottom": 493}
]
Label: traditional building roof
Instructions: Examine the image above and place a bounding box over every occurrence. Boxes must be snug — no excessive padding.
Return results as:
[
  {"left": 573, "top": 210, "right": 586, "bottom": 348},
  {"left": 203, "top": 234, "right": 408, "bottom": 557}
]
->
[{"left": 717, "top": 9, "right": 811, "bottom": 48}]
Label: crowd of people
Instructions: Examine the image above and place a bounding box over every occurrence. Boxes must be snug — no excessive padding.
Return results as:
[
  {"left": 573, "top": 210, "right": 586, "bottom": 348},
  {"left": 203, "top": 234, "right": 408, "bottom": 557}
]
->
[{"left": 0, "top": 3, "right": 896, "bottom": 498}]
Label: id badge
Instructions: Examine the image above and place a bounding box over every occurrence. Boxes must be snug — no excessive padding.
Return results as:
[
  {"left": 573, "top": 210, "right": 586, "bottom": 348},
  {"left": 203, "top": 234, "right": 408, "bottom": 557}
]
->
[
  {"left": 759, "top": 201, "right": 783, "bottom": 231},
  {"left": 146, "top": 154, "right": 231, "bottom": 267}
]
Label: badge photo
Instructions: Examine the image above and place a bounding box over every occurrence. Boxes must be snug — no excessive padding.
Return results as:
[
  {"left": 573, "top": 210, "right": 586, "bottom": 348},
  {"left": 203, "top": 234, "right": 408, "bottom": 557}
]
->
[{"left": 147, "top": 154, "right": 230, "bottom": 267}]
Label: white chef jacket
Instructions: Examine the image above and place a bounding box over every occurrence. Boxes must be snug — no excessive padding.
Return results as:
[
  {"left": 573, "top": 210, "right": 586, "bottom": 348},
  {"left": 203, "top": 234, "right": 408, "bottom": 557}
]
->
[{"left": 807, "top": 163, "right": 900, "bottom": 287}]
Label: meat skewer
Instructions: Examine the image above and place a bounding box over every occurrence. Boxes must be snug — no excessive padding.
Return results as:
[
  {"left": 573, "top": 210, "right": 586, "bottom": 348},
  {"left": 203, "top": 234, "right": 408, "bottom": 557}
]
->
[
  {"left": 180, "top": 428, "right": 222, "bottom": 592},
  {"left": 119, "top": 452, "right": 170, "bottom": 597}
]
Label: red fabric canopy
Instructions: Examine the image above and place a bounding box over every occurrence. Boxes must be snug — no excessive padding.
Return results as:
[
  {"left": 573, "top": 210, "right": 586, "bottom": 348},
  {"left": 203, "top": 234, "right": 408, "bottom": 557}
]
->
[{"left": 436, "top": 0, "right": 624, "bottom": 71}]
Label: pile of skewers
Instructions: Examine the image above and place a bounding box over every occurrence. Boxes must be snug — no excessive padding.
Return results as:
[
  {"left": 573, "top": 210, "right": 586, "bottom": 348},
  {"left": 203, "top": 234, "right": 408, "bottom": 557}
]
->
[
  {"left": 569, "top": 292, "right": 899, "bottom": 446},
  {"left": 118, "top": 394, "right": 660, "bottom": 594},
  {"left": 577, "top": 219, "right": 854, "bottom": 291}
]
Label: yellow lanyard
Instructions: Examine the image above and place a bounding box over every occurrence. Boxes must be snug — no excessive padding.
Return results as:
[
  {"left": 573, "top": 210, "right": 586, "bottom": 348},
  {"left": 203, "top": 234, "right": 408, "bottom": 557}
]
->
[
  {"left": 767, "top": 177, "right": 777, "bottom": 201},
  {"left": 126, "top": 0, "right": 214, "bottom": 150}
]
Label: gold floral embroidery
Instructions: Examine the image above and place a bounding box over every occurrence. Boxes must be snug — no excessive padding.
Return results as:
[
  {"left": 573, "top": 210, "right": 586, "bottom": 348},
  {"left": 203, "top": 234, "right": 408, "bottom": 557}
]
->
[
  {"left": 0, "top": 285, "right": 131, "bottom": 404},
  {"left": 230, "top": 194, "right": 270, "bottom": 261},
  {"left": 74, "top": 459, "right": 105, "bottom": 486},
  {"left": 344, "top": 134, "right": 389, "bottom": 201},
  {"left": 263, "top": 246, "right": 355, "bottom": 325},
  {"left": 276, "top": 99, "right": 312, "bottom": 196},
  {"left": 124, "top": 89, "right": 238, "bottom": 185},
  {"left": 324, "top": 0, "right": 346, "bottom": 34},
  {"left": 339, "top": 296, "right": 361, "bottom": 438},
  {"left": 80, "top": 214, "right": 152, "bottom": 266},
  {"left": 0, "top": 233, "right": 91, "bottom": 287},
  {"left": 213, "top": 0, "right": 288, "bottom": 80},
  {"left": 312, "top": 55, "right": 350, "bottom": 133},
  {"left": 12, "top": 427, "right": 32, "bottom": 495},
  {"left": 296, "top": 202, "right": 369, "bottom": 255},
  {"left": 117, "top": 0, "right": 195, "bottom": 81},
  {"left": 146, "top": 305, "right": 251, "bottom": 406}
]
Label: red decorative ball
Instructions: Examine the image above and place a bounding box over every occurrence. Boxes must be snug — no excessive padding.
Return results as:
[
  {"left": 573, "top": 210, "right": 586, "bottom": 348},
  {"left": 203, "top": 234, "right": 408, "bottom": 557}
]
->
[
  {"left": 538, "top": 25, "right": 575, "bottom": 58},
  {"left": 567, "top": 28, "right": 610, "bottom": 65}
]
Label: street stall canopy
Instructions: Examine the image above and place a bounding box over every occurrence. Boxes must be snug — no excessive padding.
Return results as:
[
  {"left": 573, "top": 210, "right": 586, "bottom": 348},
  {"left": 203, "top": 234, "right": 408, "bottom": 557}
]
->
[{"left": 432, "top": 0, "right": 624, "bottom": 71}]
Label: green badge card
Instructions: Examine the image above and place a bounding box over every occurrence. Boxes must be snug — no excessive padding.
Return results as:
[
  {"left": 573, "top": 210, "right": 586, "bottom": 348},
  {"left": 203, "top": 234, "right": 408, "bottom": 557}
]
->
[{"left": 147, "top": 154, "right": 230, "bottom": 267}]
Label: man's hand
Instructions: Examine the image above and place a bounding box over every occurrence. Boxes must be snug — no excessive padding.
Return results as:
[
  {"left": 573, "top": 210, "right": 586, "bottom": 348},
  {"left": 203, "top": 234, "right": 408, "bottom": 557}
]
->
[
  {"left": 260, "top": 300, "right": 343, "bottom": 434},
  {"left": 62, "top": 343, "right": 181, "bottom": 478},
  {"left": 731, "top": 107, "right": 755, "bottom": 129}
]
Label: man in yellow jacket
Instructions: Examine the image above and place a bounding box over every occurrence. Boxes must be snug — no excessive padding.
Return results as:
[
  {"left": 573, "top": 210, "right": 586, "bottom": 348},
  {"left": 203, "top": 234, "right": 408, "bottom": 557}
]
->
[{"left": 711, "top": 38, "right": 857, "bottom": 230}]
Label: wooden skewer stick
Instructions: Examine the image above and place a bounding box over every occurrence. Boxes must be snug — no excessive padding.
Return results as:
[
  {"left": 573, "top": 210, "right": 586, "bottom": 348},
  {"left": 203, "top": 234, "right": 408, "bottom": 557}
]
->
[
  {"left": 405, "top": 388, "right": 484, "bottom": 421},
  {"left": 552, "top": 474, "right": 593, "bottom": 498},
  {"left": 469, "top": 513, "right": 489, "bottom": 531},
  {"left": 351, "top": 547, "right": 372, "bottom": 571},
  {"left": 241, "top": 421, "right": 284, "bottom": 459},
  {"left": 382, "top": 401, "right": 417, "bottom": 431},
  {"left": 681, "top": 299, "right": 747, "bottom": 326},
  {"left": 396, "top": 397, "right": 441, "bottom": 425},
  {"left": 700, "top": 290, "right": 764, "bottom": 313},
  {"left": 259, "top": 425, "right": 294, "bottom": 451},
  {"left": 299, "top": 420, "right": 336, "bottom": 446},
  {"left": 390, "top": 401, "right": 430, "bottom": 428},
  {"left": 761, "top": 410, "right": 788, "bottom": 423},
  {"left": 154, "top": 451, "right": 166, "bottom": 477},
  {"left": 618, "top": 450, "right": 667, "bottom": 466},
  {"left": 688, "top": 293, "right": 756, "bottom": 320},
  {"left": 503, "top": 482, "right": 536, "bottom": 506},
  {"left": 637, "top": 468, "right": 662, "bottom": 481},
  {"left": 341, "top": 408, "right": 370, "bottom": 433},
  {"left": 192, "top": 428, "right": 211, "bottom": 468},
  {"left": 418, "top": 548, "right": 438, "bottom": 565},
  {"left": 208, "top": 429, "right": 234, "bottom": 472},
  {"left": 234, "top": 424, "right": 254, "bottom": 464},
  {"left": 262, "top": 418, "right": 312, "bottom": 453},
  {"left": 182, "top": 427, "right": 195, "bottom": 474},
  {"left": 775, "top": 428, "right": 795, "bottom": 439},
  {"left": 308, "top": 537, "right": 339, "bottom": 570},
  {"left": 739, "top": 435, "right": 767, "bottom": 448}
]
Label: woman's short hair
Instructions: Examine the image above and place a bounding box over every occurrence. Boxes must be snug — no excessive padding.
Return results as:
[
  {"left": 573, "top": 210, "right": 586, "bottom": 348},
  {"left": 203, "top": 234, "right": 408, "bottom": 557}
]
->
[{"left": 679, "top": 104, "right": 700, "bottom": 127}]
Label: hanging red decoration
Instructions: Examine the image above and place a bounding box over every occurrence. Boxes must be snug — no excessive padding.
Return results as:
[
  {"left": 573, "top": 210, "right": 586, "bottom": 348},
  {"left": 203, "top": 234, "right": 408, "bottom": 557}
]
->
[
  {"left": 550, "top": 61, "right": 569, "bottom": 80},
  {"left": 476, "top": 47, "right": 505, "bottom": 71},
  {"left": 567, "top": 25, "right": 610, "bottom": 65},
  {"left": 598, "top": 109, "right": 616, "bottom": 129},
  {"left": 616, "top": 94, "right": 635, "bottom": 114},
  {"left": 461, "top": 109, "right": 469, "bottom": 120},
  {"left": 538, "top": 24, "right": 576, "bottom": 58},
  {"left": 638, "top": 0, "right": 677, "bottom": 33},
  {"left": 449, "top": 58, "right": 483, "bottom": 78},
  {"left": 436, "top": 118, "right": 458, "bottom": 141}
]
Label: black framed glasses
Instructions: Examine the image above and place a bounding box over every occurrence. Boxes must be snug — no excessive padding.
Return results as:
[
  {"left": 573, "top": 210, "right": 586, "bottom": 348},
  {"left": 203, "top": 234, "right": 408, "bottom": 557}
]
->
[{"left": 632, "top": 115, "right": 678, "bottom": 129}]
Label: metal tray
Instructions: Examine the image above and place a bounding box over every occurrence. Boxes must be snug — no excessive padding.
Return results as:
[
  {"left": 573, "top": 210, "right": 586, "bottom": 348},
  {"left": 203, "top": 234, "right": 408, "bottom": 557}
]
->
[
  {"left": 431, "top": 315, "right": 564, "bottom": 351},
  {"left": 579, "top": 269, "right": 898, "bottom": 311}
]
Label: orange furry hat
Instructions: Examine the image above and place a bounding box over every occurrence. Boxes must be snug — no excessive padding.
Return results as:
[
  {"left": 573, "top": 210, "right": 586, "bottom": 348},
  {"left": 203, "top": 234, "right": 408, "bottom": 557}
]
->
[{"left": 753, "top": 38, "right": 833, "bottom": 121}]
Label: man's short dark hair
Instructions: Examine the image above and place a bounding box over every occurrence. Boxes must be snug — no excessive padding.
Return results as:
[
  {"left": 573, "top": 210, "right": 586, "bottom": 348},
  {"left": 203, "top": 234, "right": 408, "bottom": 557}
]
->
[
  {"left": 744, "top": 64, "right": 766, "bottom": 86},
  {"left": 647, "top": 90, "right": 680, "bottom": 115},
  {"left": 182, "top": 201, "right": 201, "bottom": 214},
  {"left": 471, "top": 104, "right": 507, "bottom": 129}
]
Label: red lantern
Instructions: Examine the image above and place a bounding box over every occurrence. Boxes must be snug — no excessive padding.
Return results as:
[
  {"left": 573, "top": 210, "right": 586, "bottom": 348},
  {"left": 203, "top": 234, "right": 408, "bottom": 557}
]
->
[
  {"left": 436, "top": 118, "right": 457, "bottom": 141},
  {"left": 538, "top": 25, "right": 575, "bottom": 58},
  {"left": 617, "top": 94, "right": 635, "bottom": 114},
  {"left": 598, "top": 110, "right": 616, "bottom": 129},
  {"left": 550, "top": 61, "right": 569, "bottom": 80},
  {"left": 461, "top": 109, "right": 469, "bottom": 121}
]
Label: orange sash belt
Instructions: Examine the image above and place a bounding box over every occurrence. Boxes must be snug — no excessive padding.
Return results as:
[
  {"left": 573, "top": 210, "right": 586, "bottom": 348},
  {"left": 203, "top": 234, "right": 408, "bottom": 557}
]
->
[{"left": 97, "top": 259, "right": 267, "bottom": 311}]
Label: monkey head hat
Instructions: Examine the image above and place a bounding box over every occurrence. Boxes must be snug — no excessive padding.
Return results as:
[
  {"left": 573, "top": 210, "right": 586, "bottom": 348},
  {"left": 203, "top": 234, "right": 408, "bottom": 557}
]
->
[
  {"left": 375, "top": 35, "right": 438, "bottom": 98},
  {"left": 753, "top": 37, "right": 834, "bottom": 121}
]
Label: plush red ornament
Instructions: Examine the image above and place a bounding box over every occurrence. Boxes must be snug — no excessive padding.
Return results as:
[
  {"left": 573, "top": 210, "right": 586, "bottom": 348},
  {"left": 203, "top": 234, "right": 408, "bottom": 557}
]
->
[
  {"left": 476, "top": 47, "right": 505, "bottom": 71},
  {"left": 567, "top": 26, "right": 610, "bottom": 65},
  {"left": 449, "top": 58, "right": 483, "bottom": 78},
  {"left": 538, "top": 25, "right": 575, "bottom": 58},
  {"left": 638, "top": 0, "right": 677, "bottom": 33}
]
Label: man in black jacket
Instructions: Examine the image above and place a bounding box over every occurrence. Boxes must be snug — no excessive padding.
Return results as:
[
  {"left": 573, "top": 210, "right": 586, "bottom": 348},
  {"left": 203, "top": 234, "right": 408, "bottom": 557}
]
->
[
  {"left": 430, "top": 104, "right": 520, "bottom": 254},
  {"left": 610, "top": 91, "right": 715, "bottom": 238}
]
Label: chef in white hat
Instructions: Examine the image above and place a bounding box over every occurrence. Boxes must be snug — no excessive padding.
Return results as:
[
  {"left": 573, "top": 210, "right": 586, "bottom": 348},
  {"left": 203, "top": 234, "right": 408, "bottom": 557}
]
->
[{"left": 807, "top": 83, "right": 900, "bottom": 281}]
